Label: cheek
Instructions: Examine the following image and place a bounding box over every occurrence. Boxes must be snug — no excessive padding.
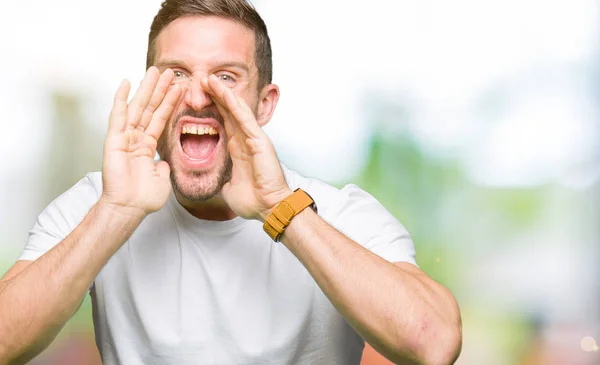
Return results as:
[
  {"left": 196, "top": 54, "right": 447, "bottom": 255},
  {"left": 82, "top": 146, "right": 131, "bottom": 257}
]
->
[
  {"left": 237, "top": 92, "right": 259, "bottom": 117},
  {"left": 157, "top": 121, "right": 178, "bottom": 156},
  {"left": 234, "top": 83, "right": 257, "bottom": 104}
]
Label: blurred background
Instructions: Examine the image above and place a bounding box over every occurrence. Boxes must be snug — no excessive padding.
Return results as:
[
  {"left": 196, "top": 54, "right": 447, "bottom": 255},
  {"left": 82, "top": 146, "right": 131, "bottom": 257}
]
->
[{"left": 1, "top": 0, "right": 599, "bottom": 364}]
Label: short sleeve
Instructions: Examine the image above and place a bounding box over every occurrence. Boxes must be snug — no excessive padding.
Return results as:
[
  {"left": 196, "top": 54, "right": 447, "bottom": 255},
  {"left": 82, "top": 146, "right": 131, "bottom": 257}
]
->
[
  {"left": 19, "top": 173, "right": 102, "bottom": 262},
  {"left": 328, "top": 184, "right": 417, "bottom": 266}
]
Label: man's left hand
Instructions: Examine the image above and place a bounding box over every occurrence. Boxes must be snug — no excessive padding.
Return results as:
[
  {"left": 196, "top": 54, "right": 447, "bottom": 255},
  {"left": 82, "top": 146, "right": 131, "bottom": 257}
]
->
[{"left": 201, "top": 74, "right": 291, "bottom": 222}]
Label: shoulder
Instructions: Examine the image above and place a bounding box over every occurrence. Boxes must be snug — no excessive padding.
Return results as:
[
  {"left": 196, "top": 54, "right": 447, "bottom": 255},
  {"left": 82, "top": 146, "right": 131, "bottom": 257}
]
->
[
  {"left": 20, "top": 172, "right": 103, "bottom": 262},
  {"left": 50, "top": 172, "right": 102, "bottom": 210},
  {"left": 283, "top": 165, "right": 416, "bottom": 265},
  {"left": 282, "top": 164, "right": 345, "bottom": 219},
  {"left": 282, "top": 165, "right": 398, "bottom": 228},
  {"left": 84, "top": 171, "right": 103, "bottom": 193},
  {"left": 36, "top": 172, "right": 103, "bottom": 237}
]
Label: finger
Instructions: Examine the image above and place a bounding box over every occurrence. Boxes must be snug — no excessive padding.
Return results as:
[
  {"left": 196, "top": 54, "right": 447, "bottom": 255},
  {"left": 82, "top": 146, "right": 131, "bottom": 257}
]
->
[
  {"left": 126, "top": 67, "right": 160, "bottom": 130},
  {"left": 199, "top": 76, "right": 238, "bottom": 138},
  {"left": 145, "top": 84, "right": 183, "bottom": 140},
  {"left": 137, "top": 69, "right": 175, "bottom": 131},
  {"left": 203, "top": 75, "right": 262, "bottom": 138},
  {"left": 214, "top": 102, "right": 238, "bottom": 141},
  {"left": 107, "top": 79, "right": 131, "bottom": 135}
]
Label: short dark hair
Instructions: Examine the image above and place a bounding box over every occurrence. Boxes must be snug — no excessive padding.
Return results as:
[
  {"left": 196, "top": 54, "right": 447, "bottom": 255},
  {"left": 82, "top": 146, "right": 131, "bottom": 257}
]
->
[{"left": 146, "top": 0, "right": 273, "bottom": 89}]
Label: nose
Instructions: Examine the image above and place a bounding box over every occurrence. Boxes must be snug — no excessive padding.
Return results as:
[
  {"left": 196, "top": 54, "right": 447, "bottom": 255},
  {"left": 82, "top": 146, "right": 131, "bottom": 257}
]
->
[{"left": 184, "top": 74, "right": 213, "bottom": 111}]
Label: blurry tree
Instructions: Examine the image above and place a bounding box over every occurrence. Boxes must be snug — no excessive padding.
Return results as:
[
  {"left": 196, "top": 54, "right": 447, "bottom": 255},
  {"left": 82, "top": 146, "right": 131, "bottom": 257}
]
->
[
  {"left": 42, "top": 92, "right": 103, "bottom": 203},
  {"left": 350, "top": 92, "right": 561, "bottom": 365}
]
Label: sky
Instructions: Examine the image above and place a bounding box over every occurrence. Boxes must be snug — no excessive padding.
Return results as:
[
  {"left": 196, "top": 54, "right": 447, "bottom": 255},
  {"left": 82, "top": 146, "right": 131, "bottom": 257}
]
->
[{"left": 0, "top": 0, "right": 598, "bottom": 185}]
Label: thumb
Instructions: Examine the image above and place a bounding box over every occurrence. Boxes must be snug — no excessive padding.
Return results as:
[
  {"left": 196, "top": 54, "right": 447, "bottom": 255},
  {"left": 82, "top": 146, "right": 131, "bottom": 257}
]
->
[
  {"left": 155, "top": 160, "right": 171, "bottom": 180},
  {"left": 220, "top": 181, "right": 233, "bottom": 201}
]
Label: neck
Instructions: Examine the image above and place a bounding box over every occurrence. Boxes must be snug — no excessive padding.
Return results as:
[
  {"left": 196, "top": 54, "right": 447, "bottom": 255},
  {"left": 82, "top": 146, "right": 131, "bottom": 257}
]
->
[{"left": 174, "top": 191, "right": 237, "bottom": 221}]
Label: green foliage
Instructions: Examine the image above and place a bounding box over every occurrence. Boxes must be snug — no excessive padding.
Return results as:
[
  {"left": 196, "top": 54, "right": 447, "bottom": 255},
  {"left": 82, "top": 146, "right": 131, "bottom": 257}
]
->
[
  {"left": 351, "top": 132, "right": 467, "bottom": 286},
  {"left": 348, "top": 123, "right": 550, "bottom": 309}
]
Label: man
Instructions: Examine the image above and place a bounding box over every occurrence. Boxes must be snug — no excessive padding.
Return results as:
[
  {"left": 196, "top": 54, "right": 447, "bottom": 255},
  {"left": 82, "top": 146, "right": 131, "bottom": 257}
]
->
[{"left": 0, "top": 0, "right": 462, "bottom": 364}]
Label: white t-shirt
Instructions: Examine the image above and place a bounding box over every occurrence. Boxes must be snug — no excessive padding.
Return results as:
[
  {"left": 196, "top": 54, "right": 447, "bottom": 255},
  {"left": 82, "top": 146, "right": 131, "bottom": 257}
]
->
[{"left": 19, "top": 166, "right": 417, "bottom": 365}]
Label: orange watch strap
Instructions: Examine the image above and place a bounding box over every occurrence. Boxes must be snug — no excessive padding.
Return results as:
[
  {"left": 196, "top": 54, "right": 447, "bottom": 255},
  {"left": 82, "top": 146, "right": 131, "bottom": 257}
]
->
[
  {"left": 263, "top": 189, "right": 316, "bottom": 241},
  {"left": 263, "top": 216, "right": 282, "bottom": 240}
]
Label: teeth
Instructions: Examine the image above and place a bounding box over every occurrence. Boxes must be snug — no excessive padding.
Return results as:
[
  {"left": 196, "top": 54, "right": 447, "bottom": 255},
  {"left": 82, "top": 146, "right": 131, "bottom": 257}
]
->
[{"left": 182, "top": 125, "right": 218, "bottom": 135}]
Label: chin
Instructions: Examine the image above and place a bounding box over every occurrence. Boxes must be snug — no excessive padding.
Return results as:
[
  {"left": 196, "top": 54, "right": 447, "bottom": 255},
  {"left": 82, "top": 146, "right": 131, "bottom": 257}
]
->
[{"left": 170, "top": 154, "right": 232, "bottom": 202}]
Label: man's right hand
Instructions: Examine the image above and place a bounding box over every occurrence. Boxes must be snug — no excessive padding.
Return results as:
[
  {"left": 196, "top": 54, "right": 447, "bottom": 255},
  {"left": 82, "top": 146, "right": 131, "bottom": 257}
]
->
[
  {"left": 0, "top": 68, "right": 183, "bottom": 365},
  {"left": 100, "top": 67, "right": 182, "bottom": 218}
]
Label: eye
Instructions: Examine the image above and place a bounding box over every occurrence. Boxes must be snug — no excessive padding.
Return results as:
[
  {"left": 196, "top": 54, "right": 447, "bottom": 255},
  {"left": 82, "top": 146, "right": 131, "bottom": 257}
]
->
[
  {"left": 172, "top": 70, "right": 189, "bottom": 83},
  {"left": 216, "top": 73, "right": 236, "bottom": 85}
]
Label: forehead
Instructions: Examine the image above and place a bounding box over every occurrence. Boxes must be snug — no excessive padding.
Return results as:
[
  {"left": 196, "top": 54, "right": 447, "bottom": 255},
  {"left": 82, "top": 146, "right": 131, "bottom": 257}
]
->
[{"left": 154, "top": 16, "right": 256, "bottom": 70}]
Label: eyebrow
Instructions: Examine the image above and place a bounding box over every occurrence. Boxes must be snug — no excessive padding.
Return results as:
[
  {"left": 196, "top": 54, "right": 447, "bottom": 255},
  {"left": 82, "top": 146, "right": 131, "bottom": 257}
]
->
[
  {"left": 154, "top": 59, "right": 188, "bottom": 70},
  {"left": 154, "top": 59, "right": 250, "bottom": 74}
]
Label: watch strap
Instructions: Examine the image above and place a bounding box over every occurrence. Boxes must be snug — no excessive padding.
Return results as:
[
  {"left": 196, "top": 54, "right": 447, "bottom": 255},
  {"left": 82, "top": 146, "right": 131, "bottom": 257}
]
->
[{"left": 263, "top": 189, "right": 316, "bottom": 241}]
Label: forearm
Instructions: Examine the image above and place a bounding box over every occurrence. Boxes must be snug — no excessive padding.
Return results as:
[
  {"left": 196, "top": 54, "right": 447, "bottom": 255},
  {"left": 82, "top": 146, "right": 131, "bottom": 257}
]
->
[
  {"left": 280, "top": 209, "right": 461, "bottom": 365},
  {"left": 0, "top": 201, "right": 144, "bottom": 364}
]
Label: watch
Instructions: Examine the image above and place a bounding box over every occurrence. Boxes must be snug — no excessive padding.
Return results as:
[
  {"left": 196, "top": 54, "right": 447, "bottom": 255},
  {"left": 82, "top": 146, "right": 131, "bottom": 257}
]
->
[{"left": 263, "top": 188, "right": 317, "bottom": 242}]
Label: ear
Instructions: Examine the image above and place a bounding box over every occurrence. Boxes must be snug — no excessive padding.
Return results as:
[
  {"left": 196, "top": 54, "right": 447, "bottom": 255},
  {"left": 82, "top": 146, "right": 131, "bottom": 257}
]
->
[{"left": 256, "top": 83, "right": 280, "bottom": 127}]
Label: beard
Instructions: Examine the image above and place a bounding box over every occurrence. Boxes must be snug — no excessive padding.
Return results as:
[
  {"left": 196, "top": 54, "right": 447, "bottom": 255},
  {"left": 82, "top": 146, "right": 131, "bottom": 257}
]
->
[
  {"left": 170, "top": 155, "right": 232, "bottom": 202},
  {"left": 157, "top": 107, "right": 233, "bottom": 202}
]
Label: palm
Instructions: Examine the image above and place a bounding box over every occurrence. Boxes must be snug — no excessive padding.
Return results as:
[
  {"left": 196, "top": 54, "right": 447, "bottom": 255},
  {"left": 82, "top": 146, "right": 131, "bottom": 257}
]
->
[
  {"left": 224, "top": 131, "right": 288, "bottom": 220},
  {"left": 100, "top": 68, "right": 182, "bottom": 216},
  {"left": 102, "top": 130, "right": 170, "bottom": 214},
  {"left": 202, "top": 75, "right": 290, "bottom": 221}
]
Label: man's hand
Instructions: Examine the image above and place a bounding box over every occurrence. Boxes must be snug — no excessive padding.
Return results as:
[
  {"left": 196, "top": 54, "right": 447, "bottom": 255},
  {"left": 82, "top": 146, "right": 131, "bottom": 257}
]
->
[
  {"left": 101, "top": 67, "right": 182, "bottom": 218},
  {"left": 0, "top": 68, "right": 184, "bottom": 364},
  {"left": 201, "top": 75, "right": 291, "bottom": 221}
]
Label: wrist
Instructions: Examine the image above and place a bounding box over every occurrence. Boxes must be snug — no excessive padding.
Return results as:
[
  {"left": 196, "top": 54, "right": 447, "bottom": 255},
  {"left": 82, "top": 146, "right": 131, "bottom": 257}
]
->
[
  {"left": 86, "top": 199, "right": 147, "bottom": 253},
  {"left": 97, "top": 197, "right": 148, "bottom": 223},
  {"left": 278, "top": 207, "right": 313, "bottom": 244},
  {"left": 259, "top": 188, "right": 294, "bottom": 222},
  {"left": 262, "top": 188, "right": 318, "bottom": 242}
]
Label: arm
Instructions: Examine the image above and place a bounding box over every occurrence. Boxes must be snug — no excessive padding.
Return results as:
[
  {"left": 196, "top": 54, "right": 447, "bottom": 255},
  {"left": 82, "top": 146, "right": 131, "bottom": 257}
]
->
[
  {"left": 0, "top": 203, "right": 144, "bottom": 364},
  {"left": 0, "top": 67, "right": 182, "bottom": 365},
  {"left": 279, "top": 208, "right": 462, "bottom": 365},
  {"left": 201, "top": 75, "right": 462, "bottom": 365}
]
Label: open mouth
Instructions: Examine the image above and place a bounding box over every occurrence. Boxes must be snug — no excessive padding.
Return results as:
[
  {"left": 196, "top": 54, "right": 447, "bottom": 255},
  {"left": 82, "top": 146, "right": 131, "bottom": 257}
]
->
[{"left": 180, "top": 123, "right": 220, "bottom": 161}]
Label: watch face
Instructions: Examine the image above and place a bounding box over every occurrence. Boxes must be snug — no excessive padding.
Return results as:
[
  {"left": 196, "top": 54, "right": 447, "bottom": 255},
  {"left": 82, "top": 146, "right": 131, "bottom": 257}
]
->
[{"left": 304, "top": 191, "right": 318, "bottom": 214}]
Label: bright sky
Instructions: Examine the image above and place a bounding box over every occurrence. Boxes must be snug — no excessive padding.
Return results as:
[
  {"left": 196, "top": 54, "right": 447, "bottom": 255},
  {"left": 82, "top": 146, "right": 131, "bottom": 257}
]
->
[{"left": 0, "top": 0, "right": 598, "bottom": 185}]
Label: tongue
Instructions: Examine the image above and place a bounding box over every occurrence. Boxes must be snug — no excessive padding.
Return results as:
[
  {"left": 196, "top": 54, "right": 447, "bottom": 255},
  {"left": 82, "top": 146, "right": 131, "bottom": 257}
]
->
[{"left": 181, "top": 134, "right": 218, "bottom": 160}]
